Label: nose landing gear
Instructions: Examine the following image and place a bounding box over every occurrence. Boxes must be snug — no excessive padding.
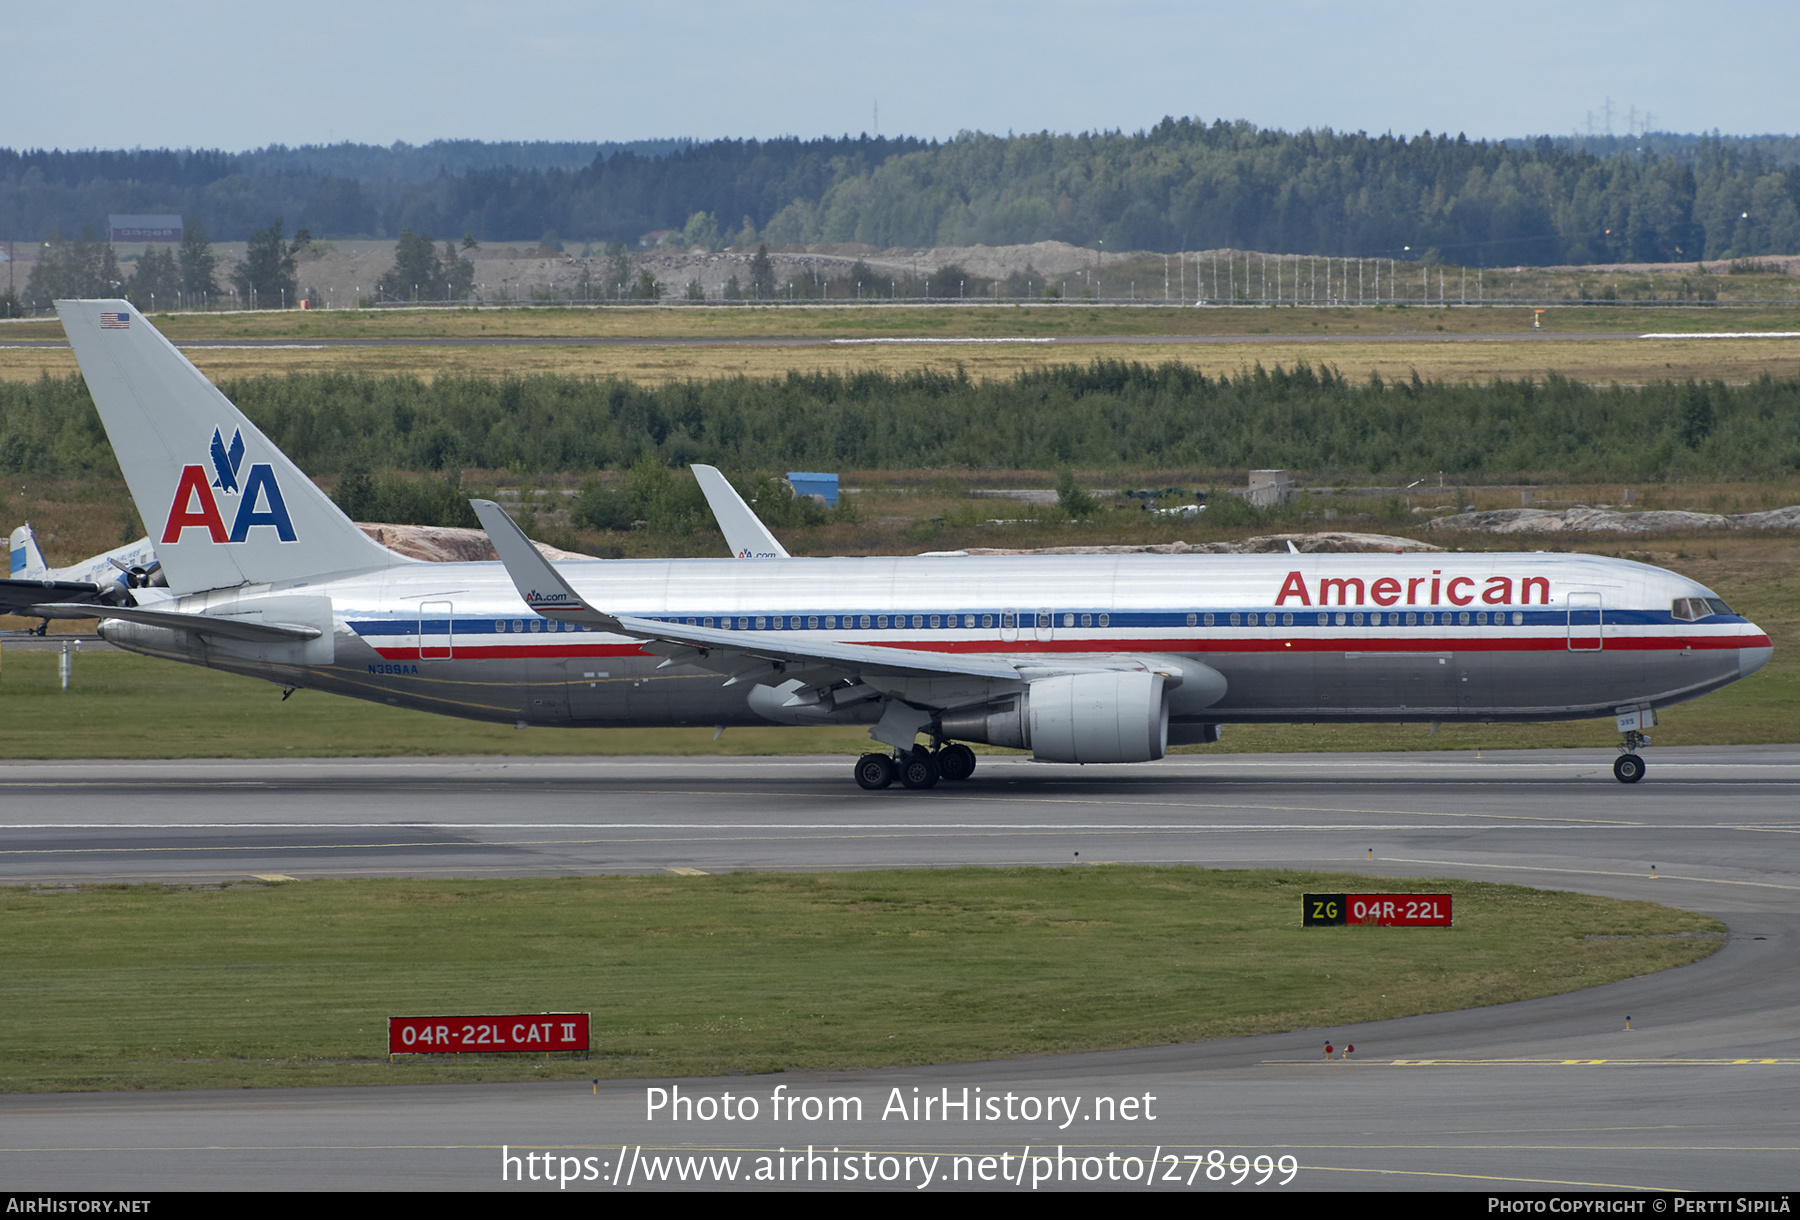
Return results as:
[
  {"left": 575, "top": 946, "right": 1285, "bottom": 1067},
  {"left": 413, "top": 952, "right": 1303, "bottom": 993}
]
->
[{"left": 1614, "top": 728, "right": 1651, "bottom": 784}]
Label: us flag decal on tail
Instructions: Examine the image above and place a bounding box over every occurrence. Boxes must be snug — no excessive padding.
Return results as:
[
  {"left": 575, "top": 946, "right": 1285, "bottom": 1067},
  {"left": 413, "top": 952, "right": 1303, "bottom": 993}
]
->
[{"left": 100, "top": 312, "right": 129, "bottom": 329}]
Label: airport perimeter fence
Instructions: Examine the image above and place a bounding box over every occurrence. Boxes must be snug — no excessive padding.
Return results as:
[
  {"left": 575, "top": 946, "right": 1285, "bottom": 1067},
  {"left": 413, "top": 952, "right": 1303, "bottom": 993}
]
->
[{"left": 16, "top": 294, "right": 1800, "bottom": 319}]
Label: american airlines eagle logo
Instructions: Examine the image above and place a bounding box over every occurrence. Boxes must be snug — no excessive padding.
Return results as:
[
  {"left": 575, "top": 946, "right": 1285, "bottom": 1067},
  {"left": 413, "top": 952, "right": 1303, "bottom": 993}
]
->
[
  {"left": 161, "top": 428, "right": 297, "bottom": 544},
  {"left": 210, "top": 427, "right": 246, "bottom": 493}
]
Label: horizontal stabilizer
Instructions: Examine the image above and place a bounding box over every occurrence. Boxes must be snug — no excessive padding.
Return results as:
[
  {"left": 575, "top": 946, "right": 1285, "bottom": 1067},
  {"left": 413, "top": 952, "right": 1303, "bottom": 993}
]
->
[
  {"left": 1, "top": 579, "right": 117, "bottom": 615},
  {"left": 28, "top": 603, "right": 322, "bottom": 643}
]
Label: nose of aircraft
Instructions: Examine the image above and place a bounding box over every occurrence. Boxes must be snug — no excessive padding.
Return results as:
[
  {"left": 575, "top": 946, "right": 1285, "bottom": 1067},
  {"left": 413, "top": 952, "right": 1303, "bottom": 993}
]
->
[{"left": 1740, "top": 636, "right": 1773, "bottom": 679}]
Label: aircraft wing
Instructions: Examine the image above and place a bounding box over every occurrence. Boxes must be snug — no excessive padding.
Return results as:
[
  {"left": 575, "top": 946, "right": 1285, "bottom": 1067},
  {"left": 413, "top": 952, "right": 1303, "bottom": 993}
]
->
[
  {"left": 26, "top": 603, "right": 323, "bottom": 643},
  {"left": 0, "top": 580, "right": 122, "bottom": 615},
  {"left": 692, "top": 465, "right": 791, "bottom": 559},
  {"left": 471, "top": 498, "right": 1038, "bottom": 712}
]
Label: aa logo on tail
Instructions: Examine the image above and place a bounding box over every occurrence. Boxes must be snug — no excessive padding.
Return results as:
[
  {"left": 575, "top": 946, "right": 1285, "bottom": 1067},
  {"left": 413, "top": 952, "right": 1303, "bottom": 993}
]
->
[{"left": 162, "top": 428, "right": 297, "bottom": 544}]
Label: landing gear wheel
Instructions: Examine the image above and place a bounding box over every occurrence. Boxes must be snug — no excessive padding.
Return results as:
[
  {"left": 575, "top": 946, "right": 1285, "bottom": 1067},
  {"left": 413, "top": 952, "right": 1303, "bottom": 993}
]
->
[
  {"left": 936, "top": 743, "right": 977, "bottom": 782},
  {"left": 854, "top": 753, "right": 895, "bottom": 790},
  {"left": 1613, "top": 753, "right": 1645, "bottom": 784},
  {"left": 898, "top": 751, "right": 941, "bottom": 790}
]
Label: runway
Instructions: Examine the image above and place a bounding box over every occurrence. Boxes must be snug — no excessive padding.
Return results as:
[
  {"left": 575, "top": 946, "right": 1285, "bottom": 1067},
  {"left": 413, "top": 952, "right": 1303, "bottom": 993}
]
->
[{"left": 2, "top": 748, "right": 1796, "bottom": 1192}]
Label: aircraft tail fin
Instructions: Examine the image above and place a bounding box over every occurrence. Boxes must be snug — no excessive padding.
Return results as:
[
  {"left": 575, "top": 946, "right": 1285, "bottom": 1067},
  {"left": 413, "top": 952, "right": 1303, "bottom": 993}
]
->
[
  {"left": 56, "top": 300, "right": 408, "bottom": 594},
  {"left": 9, "top": 524, "right": 47, "bottom": 578}
]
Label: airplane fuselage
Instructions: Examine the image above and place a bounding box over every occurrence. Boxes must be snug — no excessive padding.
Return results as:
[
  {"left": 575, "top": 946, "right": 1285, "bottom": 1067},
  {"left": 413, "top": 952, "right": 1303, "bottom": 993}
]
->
[{"left": 98, "top": 551, "right": 1772, "bottom": 732}]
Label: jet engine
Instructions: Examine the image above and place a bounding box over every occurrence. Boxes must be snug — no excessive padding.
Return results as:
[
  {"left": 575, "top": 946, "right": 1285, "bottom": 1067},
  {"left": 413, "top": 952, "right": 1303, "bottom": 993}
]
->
[{"left": 938, "top": 670, "right": 1170, "bottom": 764}]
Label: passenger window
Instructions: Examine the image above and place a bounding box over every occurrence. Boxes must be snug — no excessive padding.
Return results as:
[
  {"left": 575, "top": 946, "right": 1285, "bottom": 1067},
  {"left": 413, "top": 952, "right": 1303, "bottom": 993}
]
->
[
  {"left": 1098, "top": 613, "right": 1109, "bottom": 627},
  {"left": 1282, "top": 612, "right": 1294, "bottom": 626},
  {"left": 1204, "top": 613, "right": 1215, "bottom": 627},
  {"left": 982, "top": 614, "right": 994, "bottom": 629},
  {"left": 1187, "top": 613, "right": 1198, "bottom": 627},
  {"left": 930, "top": 615, "right": 941, "bottom": 628},
  {"left": 1230, "top": 613, "right": 1241, "bottom": 626}
]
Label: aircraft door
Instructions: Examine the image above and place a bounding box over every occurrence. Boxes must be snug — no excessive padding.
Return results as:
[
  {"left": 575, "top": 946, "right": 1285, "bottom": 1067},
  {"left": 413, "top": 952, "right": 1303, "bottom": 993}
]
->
[
  {"left": 419, "top": 601, "right": 453, "bottom": 660},
  {"left": 1001, "top": 609, "right": 1019, "bottom": 643},
  {"left": 1035, "top": 608, "right": 1054, "bottom": 643},
  {"left": 1567, "top": 592, "right": 1602, "bottom": 651}
]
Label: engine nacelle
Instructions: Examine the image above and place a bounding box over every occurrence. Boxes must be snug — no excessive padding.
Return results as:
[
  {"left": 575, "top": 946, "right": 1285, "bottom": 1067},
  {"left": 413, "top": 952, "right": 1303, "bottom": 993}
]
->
[{"left": 939, "top": 671, "right": 1170, "bottom": 764}]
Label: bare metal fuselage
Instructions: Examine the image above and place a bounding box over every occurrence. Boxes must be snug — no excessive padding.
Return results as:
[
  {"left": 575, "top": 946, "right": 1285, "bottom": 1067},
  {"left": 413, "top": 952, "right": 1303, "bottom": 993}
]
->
[{"left": 99, "top": 551, "right": 1771, "bottom": 734}]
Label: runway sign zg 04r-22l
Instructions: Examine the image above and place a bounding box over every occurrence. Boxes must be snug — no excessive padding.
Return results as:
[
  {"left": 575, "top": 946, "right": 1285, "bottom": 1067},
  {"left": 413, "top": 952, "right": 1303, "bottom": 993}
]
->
[
  {"left": 1303, "top": 894, "right": 1452, "bottom": 927},
  {"left": 388, "top": 1014, "right": 591, "bottom": 1055}
]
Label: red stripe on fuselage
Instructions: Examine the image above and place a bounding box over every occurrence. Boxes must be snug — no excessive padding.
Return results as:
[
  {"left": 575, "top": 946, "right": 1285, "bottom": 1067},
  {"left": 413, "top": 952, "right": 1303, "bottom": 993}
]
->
[{"left": 370, "top": 630, "right": 1769, "bottom": 663}]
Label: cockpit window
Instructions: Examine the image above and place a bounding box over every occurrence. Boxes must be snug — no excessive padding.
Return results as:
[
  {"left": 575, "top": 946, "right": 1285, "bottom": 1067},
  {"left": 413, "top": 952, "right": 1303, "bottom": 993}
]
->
[{"left": 1673, "top": 597, "right": 1734, "bottom": 620}]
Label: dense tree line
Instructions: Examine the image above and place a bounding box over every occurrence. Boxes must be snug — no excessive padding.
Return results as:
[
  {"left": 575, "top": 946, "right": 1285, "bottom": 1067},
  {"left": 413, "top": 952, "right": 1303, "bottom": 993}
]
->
[
  {"left": 4, "top": 363, "right": 1796, "bottom": 483},
  {"left": 6, "top": 125, "right": 1800, "bottom": 262},
  {"left": 0, "top": 135, "right": 928, "bottom": 249}
]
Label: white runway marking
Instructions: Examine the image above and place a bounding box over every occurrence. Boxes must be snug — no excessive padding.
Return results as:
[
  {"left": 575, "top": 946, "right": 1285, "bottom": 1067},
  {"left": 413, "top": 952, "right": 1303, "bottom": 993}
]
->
[
  {"left": 828, "top": 336, "right": 1056, "bottom": 344},
  {"left": 1638, "top": 331, "right": 1800, "bottom": 339}
]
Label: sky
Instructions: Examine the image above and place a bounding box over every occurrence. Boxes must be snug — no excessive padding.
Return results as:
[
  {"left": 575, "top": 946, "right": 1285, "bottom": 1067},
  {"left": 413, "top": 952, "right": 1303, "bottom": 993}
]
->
[{"left": 10, "top": 1, "right": 1798, "bottom": 151}]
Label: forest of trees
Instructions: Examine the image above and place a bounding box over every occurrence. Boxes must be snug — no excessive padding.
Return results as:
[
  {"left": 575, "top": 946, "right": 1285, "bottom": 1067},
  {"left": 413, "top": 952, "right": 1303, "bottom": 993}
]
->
[
  {"left": 7, "top": 124, "right": 1800, "bottom": 264},
  {"left": 3, "top": 363, "right": 1795, "bottom": 483}
]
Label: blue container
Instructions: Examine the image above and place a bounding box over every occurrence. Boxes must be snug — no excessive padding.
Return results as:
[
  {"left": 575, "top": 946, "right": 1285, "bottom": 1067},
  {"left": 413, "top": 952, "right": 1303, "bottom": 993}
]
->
[{"left": 786, "top": 472, "right": 839, "bottom": 508}]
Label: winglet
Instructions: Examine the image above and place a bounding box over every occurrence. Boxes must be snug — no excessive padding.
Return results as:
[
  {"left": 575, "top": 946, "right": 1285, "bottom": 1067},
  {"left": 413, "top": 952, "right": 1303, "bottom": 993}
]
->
[
  {"left": 470, "top": 499, "right": 622, "bottom": 630},
  {"left": 692, "top": 465, "right": 790, "bottom": 559}
]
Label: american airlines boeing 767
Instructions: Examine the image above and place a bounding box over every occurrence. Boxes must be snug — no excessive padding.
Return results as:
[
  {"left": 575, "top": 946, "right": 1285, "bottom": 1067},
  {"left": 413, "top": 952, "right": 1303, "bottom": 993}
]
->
[{"left": 41, "top": 300, "right": 1771, "bottom": 788}]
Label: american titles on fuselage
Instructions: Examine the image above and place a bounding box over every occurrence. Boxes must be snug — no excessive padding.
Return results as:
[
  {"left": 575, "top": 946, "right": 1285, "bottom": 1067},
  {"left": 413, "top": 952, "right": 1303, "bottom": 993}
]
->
[{"left": 1275, "top": 570, "right": 1549, "bottom": 608}]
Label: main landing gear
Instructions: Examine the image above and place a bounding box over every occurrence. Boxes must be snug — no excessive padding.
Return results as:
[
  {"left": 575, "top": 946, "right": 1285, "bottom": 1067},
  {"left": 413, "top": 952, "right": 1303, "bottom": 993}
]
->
[
  {"left": 1614, "top": 728, "right": 1651, "bottom": 784},
  {"left": 853, "top": 743, "right": 978, "bottom": 791}
]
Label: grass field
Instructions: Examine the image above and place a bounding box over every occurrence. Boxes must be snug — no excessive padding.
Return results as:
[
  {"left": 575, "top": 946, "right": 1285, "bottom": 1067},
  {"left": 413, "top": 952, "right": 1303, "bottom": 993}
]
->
[
  {"left": 6, "top": 303, "right": 1800, "bottom": 387},
  {"left": 6, "top": 300, "right": 1800, "bottom": 342},
  {"left": 0, "top": 868, "right": 1723, "bottom": 1092}
]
